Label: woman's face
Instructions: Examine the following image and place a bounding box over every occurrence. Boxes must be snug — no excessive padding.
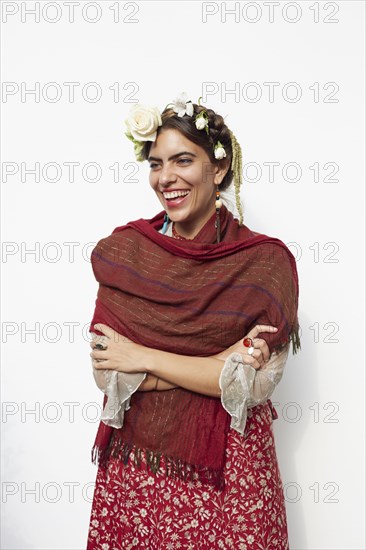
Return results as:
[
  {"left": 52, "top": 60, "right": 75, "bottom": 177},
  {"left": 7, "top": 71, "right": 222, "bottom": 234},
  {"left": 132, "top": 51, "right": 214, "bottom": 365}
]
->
[{"left": 148, "top": 129, "right": 226, "bottom": 238}]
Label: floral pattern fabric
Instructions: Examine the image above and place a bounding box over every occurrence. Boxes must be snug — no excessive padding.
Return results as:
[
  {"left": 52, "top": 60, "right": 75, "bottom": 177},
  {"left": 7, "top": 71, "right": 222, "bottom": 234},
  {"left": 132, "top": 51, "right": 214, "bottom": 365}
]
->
[{"left": 86, "top": 401, "right": 289, "bottom": 550}]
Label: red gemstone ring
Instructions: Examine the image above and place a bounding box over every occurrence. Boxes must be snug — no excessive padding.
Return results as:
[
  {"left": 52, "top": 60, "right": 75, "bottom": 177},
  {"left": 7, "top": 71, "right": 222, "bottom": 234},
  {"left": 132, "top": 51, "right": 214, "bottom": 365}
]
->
[
  {"left": 243, "top": 337, "right": 255, "bottom": 356},
  {"left": 243, "top": 338, "right": 253, "bottom": 348}
]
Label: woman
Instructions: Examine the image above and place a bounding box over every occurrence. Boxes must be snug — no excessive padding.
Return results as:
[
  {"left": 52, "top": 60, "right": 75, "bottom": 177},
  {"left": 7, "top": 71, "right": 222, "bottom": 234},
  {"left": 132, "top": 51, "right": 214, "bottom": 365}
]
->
[{"left": 86, "top": 93, "right": 300, "bottom": 549}]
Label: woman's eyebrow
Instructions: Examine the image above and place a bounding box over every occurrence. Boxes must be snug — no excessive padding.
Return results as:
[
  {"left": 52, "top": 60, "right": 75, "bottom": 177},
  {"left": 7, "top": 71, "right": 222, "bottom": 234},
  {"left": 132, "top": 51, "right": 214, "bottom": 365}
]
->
[{"left": 148, "top": 152, "right": 197, "bottom": 162}]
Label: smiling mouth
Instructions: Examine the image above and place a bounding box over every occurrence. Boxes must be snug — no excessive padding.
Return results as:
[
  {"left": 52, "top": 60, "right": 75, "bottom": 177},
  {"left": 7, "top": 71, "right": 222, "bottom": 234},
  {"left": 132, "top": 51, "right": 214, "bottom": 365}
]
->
[{"left": 163, "top": 190, "right": 191, "bottom": 206}]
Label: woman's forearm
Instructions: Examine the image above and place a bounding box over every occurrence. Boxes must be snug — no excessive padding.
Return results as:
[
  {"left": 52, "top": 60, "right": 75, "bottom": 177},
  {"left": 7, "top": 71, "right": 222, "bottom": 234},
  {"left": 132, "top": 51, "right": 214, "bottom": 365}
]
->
[
  {"left": 137, "top": 373, "right": 179, "bottom": 392},
  {"left": 143, "top": 347, "right": 225, "bottom": 398}
]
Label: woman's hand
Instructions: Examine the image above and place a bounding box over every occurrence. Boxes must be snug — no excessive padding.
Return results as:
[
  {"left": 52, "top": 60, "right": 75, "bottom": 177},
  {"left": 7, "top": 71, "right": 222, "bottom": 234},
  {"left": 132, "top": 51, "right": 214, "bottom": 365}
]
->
[
  {"left": 90, "top": 324, "right": 147, "bottom": 373},
  {"left": 212, "top": 325, "right": 277, "bottom": 370},
  {"left": 90, "top": 325, "right": 179, "bottom": 391}
]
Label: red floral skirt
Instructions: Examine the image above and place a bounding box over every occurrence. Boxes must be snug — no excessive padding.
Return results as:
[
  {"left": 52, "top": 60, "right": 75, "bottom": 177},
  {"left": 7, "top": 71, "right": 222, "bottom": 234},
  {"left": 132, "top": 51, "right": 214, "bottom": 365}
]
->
[{"left": 86, "top": 401, "right": 289, "bottom": 550}]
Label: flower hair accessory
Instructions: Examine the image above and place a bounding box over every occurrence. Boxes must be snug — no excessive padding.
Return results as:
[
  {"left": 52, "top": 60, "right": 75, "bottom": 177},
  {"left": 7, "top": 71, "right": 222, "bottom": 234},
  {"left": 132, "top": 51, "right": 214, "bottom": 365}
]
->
[
  {"left": 195, "top": 110, "right": 209, "bottom": 133},
  {"left": 214, "top": 140, "right": 227, "bottom": 160},
  {"left": 194, "top": 98, "right": 225, "bottom": 156},
  {"left": 125, "top": 104, "right": 162, "bottom": 162},
  {"left": 124, "top": 93, "right": 225, "bottom": 161},
  {"left": 171, "top": 92, "right": 194, "bottom": 117}
]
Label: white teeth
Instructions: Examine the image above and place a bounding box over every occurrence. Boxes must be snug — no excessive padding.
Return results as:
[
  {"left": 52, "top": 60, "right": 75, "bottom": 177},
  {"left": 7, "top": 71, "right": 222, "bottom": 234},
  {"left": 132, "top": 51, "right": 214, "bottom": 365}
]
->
[{"left": 163, "top": 190, "right": 190, "bottom": 199}]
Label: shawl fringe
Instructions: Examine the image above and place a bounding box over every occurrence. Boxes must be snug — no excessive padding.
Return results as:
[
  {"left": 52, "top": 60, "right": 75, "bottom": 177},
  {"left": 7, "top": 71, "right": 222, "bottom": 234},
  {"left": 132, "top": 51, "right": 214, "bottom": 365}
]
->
[
  {"left": 91, "top": 431, "right": 225, "bottom": 490},
  {"left": 270, "top": 325, "right": 301, "bottom": 356},
  {"left": 290, "top": 324, "right": 301, "bottom": 355}
]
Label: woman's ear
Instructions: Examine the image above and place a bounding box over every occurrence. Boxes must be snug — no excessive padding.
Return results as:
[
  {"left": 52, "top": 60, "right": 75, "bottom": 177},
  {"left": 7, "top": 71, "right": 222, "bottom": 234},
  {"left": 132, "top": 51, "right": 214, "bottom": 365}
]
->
[{"left": 213, "top": 159, "right": 231, "bottom": 185}]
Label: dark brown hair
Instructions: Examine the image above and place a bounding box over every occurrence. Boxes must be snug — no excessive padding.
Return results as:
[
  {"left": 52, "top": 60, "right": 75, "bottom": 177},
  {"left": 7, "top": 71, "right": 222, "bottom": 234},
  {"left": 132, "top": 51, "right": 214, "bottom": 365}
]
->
[{"left": 140, "top": 104, "right": 233, "bottom": 191}]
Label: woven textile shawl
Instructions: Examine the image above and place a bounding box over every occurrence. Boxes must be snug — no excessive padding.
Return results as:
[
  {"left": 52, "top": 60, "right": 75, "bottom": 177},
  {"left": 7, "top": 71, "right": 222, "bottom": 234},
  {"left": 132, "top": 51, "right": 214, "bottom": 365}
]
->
[{"left": 89, "top": 204, "right": 300, "bottom": 488}]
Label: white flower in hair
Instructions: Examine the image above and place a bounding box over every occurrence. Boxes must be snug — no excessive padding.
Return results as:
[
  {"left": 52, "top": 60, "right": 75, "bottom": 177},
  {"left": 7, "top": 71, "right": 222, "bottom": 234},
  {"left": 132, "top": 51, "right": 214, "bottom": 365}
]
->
[
  {"left": 172, "top": 92, "right": 194, "bottom": 117},
  {"left": 195, "top": 110, "right": 209, "bottom": 134},
  {"left": 125, "top": 104, "right": 162, "bottom": 142},
  {"left": 195, "top": 117, "right": 207, "bottom": 130},
  {"left": 214, "top": 141, "right": 226, "bottom": 160}
]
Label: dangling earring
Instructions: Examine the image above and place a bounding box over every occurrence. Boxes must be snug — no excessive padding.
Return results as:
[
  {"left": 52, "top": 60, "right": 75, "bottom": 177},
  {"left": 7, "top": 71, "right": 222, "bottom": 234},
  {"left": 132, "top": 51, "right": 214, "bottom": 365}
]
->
[
  {"left": 161, "top": 212, "right": 170, "bottom": 234},
  {"left": 214, "top": 187, "right": 222, "bottom": 243}
]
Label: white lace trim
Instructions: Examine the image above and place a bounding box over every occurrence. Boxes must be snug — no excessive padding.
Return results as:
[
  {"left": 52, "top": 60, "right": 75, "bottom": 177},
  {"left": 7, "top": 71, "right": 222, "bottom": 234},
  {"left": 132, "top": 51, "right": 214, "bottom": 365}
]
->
[
  {"left": 91, "top": 331, "right": 146, "bottom": 429},
  {"left": 219, "top": 346, "right": 289, "bottom": 434}
]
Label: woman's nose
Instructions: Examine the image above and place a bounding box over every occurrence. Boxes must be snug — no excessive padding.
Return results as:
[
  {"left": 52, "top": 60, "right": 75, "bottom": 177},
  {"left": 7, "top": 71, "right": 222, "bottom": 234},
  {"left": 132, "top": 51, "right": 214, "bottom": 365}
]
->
[{"left": 159, "top": 163, "right": 176, "bottom": 185}]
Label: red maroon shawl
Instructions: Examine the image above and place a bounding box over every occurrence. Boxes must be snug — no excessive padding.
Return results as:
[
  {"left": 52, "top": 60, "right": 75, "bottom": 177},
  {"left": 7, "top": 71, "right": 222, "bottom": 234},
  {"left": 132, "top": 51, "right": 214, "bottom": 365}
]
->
[{"left": 89, "top": 204, "right": 300, "bottom": 489}]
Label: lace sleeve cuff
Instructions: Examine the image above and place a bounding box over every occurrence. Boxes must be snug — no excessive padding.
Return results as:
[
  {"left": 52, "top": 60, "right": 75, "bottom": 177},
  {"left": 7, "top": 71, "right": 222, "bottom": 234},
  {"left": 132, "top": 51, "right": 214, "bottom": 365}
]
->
[
  {"left": 90, "top": 331, "right": 146, "bottom": 429},
  {"left": 219, "top": 346, "right": 289, "bottom": 435}
]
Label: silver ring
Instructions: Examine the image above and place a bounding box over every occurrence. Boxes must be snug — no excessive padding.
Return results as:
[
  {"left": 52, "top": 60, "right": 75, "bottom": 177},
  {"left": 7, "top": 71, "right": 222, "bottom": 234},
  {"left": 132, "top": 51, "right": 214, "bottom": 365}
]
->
[
  {"left": 94, "top": 343, "right": 108, "bottom": 351},
  {"left": 247, "top": 346, "right": 254, "bottom": 356}
]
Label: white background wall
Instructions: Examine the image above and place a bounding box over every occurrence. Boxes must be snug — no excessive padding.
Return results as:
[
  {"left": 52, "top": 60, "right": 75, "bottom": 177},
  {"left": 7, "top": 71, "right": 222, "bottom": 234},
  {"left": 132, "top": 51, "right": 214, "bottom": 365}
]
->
[{"left": 1, "top": 1, "right": 365, "bottom": 548}]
